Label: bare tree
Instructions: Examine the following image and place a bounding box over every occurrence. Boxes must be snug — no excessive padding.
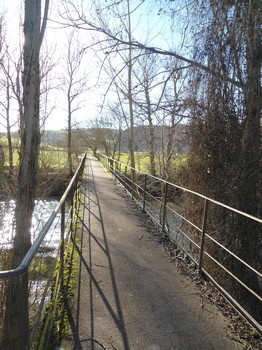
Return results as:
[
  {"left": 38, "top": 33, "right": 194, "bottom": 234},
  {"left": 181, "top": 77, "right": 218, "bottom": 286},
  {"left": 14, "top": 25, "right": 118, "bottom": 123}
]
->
[
  {"left": 126, "top": 0, "right": 136, "bottom": 169},
  {"left": 0, "top": 59, "right": 15, "bottom": 176},
  {"left": 2, "top": 0, "right": 50, "bottom": 348},
  {"left": 39, "top": 43, "right": 58, "bottom": 133},
  {"left": 131, "top": 53, "right": 158, "bottom": 175},
  {"left": 159, "top": 63, "right": 188, "bottom": 180},
  {"left": 0, "top": 23, "right": 23, "bottom": 177},
  {"left": 62, "top": 30, "right": 87, "bottom": 176},
  {"left": 61, "top": 0, "right": 152, "bottom": 170},
  {"left": 84, "top": 105, "right": 124, "bottom": 158}
]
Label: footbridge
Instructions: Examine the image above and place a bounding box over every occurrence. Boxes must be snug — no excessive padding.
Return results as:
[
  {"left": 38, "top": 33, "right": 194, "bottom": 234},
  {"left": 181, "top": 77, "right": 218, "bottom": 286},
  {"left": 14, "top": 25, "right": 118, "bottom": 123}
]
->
[{"left": 0, "top": 155, "right": 261, "bottom": 349}]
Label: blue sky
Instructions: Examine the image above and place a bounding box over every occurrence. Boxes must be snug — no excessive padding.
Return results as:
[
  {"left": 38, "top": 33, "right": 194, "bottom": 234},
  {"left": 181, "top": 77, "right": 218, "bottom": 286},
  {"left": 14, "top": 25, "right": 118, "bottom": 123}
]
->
[{"left": 0, "top": 0, "right": 177, "bottom": 131}]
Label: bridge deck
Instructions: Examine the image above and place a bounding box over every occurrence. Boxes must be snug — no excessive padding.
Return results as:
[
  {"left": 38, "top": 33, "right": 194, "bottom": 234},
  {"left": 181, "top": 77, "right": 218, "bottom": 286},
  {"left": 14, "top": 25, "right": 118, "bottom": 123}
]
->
[{"left": 62, "top": 156, "right": 241, "bottom": 350}]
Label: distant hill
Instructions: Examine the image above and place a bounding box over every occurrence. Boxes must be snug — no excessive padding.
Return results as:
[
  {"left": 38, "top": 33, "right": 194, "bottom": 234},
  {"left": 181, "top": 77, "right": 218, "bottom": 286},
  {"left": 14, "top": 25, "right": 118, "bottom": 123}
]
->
[
  {"left": 0, "top": 130, "right": 67, "bottom": 144},
  {"left": 121, "top": 124, "right": 189, "bottom": 154},
  {"left": 0, "top": 124, "right": 189, "bottom": 154},
  {"left": 41, "top": 130, "right": 67, "bottom": 146}
]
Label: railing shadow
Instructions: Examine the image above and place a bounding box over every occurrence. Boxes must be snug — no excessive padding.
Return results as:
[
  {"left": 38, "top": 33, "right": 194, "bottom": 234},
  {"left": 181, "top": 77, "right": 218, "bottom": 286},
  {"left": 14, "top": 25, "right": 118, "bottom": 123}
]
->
[{"left": 96, "top": 153, "right": 262, "bottom": 334}]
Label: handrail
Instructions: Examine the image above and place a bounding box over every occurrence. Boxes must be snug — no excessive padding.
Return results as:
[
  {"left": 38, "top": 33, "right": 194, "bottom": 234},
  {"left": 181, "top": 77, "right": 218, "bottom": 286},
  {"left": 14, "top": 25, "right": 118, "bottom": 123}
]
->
[
  {"left": 98, "top": 154, "right": 261, "bottom": 224},
  {"left": 97, "top": 153, "right": 262, "bottom": 334},
  {"left": 0, "top": 153, "right": 87, "bottom": 278}
]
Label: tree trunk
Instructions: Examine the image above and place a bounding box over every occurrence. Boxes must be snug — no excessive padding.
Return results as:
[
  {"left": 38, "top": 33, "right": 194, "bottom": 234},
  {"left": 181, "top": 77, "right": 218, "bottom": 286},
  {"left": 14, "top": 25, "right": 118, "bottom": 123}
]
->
[
  {"left": 67, "top": 94, "right": 73, "bottom": 176},
  {"left": 2, "top": 1, "right": 49, "bottom": 348},
  {"left": 239, "top": 0, "right": 261, "bottom": 217},
  {"left": 165, "top": 112, "right": 176, "bottom": 180},
  {"left": 145, "top": 82, "right": 156, "bottom": 176},
  {"left": 127, "top": 0, "right": 136, "bottom": 170},
  {"left": 237, "top": 0, "right": 261, "bottom": 271},
  {"left": 5, "top": 65, "right": 14, "bottom": 176}
]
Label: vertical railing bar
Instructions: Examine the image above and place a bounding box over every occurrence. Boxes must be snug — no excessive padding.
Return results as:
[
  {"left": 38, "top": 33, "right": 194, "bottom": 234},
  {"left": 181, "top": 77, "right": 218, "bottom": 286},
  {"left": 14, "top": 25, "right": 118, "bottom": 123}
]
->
[
  {"left": 114, "top": 159, "right": 116, "bottom": 181},
  {"left": 143, "top": 174, "right": 148, "bottom": 213},
  {"left": 198, "top": 198, "right": 209, "bottom": 274},
  {"left": 109, "top": 158, "right": 113, "bottom": 175},
  {"left": 135, "top": 168, "right": 138, "bottom": 194},
  {"left": 60, "top": 202, "right": 65, "bottom": 287},
  {"left": 161, "top": 183, "right": 168, "bottom": 232},
  {"left": 117, "top": 162, "right": 121, "bottom": 184},
  {"left": 70, "top": 179, "right": 77, "bottom": 236},
  {"left": 119, "top": 163, "right": 122, "bottom": 181},
  {"left": 131, "top": 168, "right": 135, "bottom": 199}
]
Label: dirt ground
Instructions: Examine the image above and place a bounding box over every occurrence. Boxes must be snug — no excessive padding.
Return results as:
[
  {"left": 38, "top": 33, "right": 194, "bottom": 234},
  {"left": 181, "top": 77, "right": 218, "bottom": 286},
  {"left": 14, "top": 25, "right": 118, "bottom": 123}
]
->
[{"left": 61, "top": 156, "right": 254, "bottom": 350}]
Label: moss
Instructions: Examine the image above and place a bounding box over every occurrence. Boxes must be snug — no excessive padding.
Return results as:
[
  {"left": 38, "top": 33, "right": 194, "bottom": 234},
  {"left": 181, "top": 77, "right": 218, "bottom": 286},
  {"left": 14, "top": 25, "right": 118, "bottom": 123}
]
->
[{"left": 37, "top": 202, "right": 80, "bottom": 350}]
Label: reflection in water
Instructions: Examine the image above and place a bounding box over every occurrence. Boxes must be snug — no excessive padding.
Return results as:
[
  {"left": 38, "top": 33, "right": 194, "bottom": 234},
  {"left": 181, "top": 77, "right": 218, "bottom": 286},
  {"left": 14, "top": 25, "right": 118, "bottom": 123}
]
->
[
  {"left": 0, "top": 200, "right": 16, "bottom": 243},
  {"left": 0, "top": 199, "right": 61, "bottom": 249}
]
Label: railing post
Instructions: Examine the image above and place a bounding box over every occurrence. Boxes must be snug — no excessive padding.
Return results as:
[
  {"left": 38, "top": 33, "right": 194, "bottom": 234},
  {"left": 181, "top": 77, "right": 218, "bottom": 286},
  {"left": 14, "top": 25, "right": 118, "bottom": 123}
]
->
[
  {"left": 118, "top": 163, "right": 122, "bottom": 184},
  {"left": 143, "top": 174, "right": 148, "bottom": 212},
  {"left": 131, "top": 168, "right": 135, "bottom": 199},
  {"left": 113, "top": 159, "right": 116, "bottom": 181},
  {"left": 198, "top": 198, "right": 209, "bottom": 275},
  {"left": 60, "top": 202, "right": 65, "bottom": 287},
  {"left": 71, "top": 178, "right": 77, "bottom": 230},
  {"left": 161, "top": 183, "right": 168, "bottom": 232},
  {"left": 109, "top": 159, "right": 113, "bottom": 174}
]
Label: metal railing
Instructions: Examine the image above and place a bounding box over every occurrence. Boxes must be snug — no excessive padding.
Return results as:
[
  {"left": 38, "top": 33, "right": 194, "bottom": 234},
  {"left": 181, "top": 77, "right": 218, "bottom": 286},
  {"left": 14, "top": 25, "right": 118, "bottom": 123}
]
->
[
  {"left": 97, "top": 153, "right": 262, "bottom": 334},
  {"left": 0, "top": 153, "right": 86, "bottom": 348}
]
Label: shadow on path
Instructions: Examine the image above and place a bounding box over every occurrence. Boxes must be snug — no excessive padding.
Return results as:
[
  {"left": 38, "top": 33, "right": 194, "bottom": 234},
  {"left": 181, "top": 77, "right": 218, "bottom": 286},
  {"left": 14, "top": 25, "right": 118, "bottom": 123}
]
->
[
  {"left": 62, "top": 157, "right": 242, "bottom": 350},
  {"left": 64, "top": 157, "right": 130, "bottom": 350}
]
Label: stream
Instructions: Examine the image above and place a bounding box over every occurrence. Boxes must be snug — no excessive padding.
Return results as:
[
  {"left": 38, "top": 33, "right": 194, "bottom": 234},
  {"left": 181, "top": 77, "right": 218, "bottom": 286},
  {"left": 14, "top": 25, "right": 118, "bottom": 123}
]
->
[{"left": 0, "top": 199, "right": 62, "bottom": 250}]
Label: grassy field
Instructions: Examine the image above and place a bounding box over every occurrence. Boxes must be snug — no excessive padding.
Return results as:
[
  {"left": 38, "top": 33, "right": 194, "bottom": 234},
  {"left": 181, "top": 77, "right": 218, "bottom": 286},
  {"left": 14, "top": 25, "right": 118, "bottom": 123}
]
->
[
  {"left": 39, "top": 146, "right": 69, "bottom": 170},
  {"left": 0, "top": 137, "right": 79, "bottom": 170},
  {"left": 1, "top": 136, "right": 186, "bottom": 176},
  {"left": 115, "top": 152, "right": 187, "bottom": 175}
]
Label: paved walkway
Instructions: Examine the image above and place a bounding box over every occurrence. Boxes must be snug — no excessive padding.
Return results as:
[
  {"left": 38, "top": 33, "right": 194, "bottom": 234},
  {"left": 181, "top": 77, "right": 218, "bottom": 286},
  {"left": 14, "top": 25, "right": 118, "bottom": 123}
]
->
[{"left": 62, "top": 156, "right": 241, "bottom": 350}]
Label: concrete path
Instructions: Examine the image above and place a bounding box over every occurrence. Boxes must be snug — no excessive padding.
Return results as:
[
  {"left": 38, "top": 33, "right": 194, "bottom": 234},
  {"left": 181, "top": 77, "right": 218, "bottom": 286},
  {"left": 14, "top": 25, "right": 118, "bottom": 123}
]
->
[{"left": 62, "top": 156, "right": 241, "bottom": 350}]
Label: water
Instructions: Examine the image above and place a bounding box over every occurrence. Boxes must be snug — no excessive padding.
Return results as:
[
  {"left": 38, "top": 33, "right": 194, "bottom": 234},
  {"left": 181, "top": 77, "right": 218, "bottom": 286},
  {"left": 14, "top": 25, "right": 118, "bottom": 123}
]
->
[
  {"left": 0, "top": 199, "right": 62, "bottom": 250},
  {"left": 0, "top": 199, "right": 65, "bottom": 340}
]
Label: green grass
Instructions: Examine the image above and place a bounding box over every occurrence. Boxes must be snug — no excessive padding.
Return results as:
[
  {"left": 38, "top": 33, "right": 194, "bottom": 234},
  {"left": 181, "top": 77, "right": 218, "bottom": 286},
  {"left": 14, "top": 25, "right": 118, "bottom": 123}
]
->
[
  {"left": 0, "top": 137, "right": 79, "bottom": 170},
  {"left": 114, "top": 152, "right": 188, "bottom": 175},
  {"left": 116, "top": 152, "right": 150, "bottom": 172},
  {"left": 39, "top": 148, "right": 68, "bottom": 170},
  {"left": 29, "top": 257, "right": 54, "bottom": 279}
]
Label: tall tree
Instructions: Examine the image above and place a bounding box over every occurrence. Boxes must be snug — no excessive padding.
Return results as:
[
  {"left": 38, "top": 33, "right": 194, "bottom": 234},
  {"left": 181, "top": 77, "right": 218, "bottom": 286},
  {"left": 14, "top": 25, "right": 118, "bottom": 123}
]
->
[
  {"left": 62, "top": 0, "right": 151, "bottom": 170},
  {"left": 185, "top": 0, "right": 261, "bottom": 321},
  {"left": 132, "top": 53, "right": 159, "bottom": 176},
  {"left": 126, "top": 0, "right": 136, "bottom": 170},
  {"left": 62, "top": 30, "right": 87, "bottom": 176},
  {"left": 160, "top": 70, "right": 186, "bottom": 180},
  {"left": 2, "top": 1, "right": 50, "bottom": 349},
  {"left": 0, "top": 21, "right": 23, "bottom": 177},
  {"left": 187, "top": 0, "right": 261, "bottom": 228},
  {"left": 0, "top": 58, "right": 14, "bottom": 176}
]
